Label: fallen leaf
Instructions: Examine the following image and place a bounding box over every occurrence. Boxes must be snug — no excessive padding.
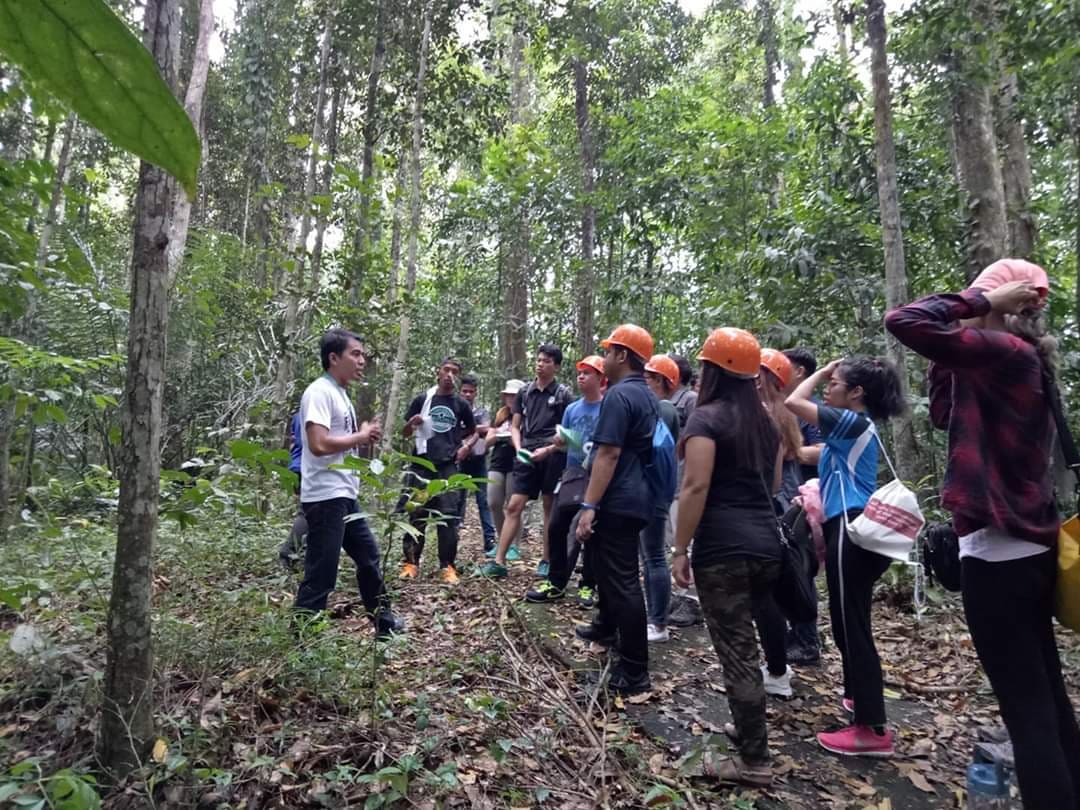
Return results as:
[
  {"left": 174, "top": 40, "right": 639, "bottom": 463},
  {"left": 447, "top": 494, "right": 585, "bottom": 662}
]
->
[{"left": 152, "top": 738, "right": 167, "bottom": 763}]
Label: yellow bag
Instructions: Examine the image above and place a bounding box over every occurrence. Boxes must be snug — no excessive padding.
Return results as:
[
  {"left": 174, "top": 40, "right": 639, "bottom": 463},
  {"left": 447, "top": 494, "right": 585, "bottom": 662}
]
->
[{"left": 1057, "top": 516, "right": 1080, "bottom": 632}]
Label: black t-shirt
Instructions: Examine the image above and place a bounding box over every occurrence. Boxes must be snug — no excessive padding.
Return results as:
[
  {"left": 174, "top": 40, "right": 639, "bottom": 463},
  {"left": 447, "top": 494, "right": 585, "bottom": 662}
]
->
[
  {"left": 489, "top": 429, "right": 515, "bottom": 473},
  {"left": 589, "top": 374, "right": 658, "bottom": 521},
  {"left": 513, "top": 379, "right": 572, "bottom": 449},
  {"left": 404, "top": 391, "right": 475, "bottom": 464},
  {"left": 682, "top": 402, "right": 781, "bottom": 568}
]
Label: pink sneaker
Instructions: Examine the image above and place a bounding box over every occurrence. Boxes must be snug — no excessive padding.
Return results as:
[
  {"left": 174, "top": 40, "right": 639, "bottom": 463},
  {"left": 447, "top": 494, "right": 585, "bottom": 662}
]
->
[
  {"left": 842, "top": 697, "right": 855, "bottom": 715},
  {"left": 817, "top": 724, "right": 895, "bottom": 758}
]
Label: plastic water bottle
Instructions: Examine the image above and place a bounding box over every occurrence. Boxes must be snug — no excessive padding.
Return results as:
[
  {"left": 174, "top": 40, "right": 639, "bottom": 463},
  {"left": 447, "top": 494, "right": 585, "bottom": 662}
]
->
[{"left": 967, "top": 763, "right": 1009, "bottom": 809}]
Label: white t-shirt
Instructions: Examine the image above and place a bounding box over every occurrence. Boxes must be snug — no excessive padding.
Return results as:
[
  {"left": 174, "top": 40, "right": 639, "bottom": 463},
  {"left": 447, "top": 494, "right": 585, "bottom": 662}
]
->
[
  {"left": 958, "top": 527, "right": 1049, "bottom": 563},
  {"left": 300, "top": 375, "right": 359, "bottom": 503}
]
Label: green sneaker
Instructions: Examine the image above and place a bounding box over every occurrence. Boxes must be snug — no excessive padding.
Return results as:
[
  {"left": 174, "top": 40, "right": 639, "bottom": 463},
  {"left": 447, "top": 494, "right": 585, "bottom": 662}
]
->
[
  {"left": 506, "top": 545, "right": 522, "bottom": 562},
  {"left": 534, "top": 560, "right": 550, "bottom": 578},
  {"left": 577, "top": 585, "right": 595, "bottom": 609},
  {"left": 525, "top": 579, "right": 565, "bottom": 603},
  {"left": 484, "top": 546, "right": 498, "bottom": 558},
  {"left": 479, "top": 561, "right": 509, "bottom": 579}
]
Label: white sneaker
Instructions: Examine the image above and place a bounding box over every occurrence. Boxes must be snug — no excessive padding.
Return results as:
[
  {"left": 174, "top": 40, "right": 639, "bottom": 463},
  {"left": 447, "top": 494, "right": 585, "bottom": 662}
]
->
[
  {"left": 761, "top": 664, "right": 793, "bottom": 698},
  {"left": 647, "top": 623, "right": 670, "bottom": 643}
]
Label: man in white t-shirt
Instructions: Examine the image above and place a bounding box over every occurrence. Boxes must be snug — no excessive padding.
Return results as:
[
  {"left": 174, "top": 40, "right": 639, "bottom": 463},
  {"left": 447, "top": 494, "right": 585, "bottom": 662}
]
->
[{"left": 294, "top": 328, "right": 403, "bottom": 638}]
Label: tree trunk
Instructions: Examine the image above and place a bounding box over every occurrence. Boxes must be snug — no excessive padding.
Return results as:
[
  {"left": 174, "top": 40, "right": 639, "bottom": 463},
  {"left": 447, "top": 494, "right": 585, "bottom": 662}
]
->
[
  {"left": 996, "top": 69, "right": 1037, "bottom": 258},
  {"left": 949, "top": 0, "right": 1007, "bottom": 282},
  {"left": 311, "top": 68, "right": 340, "bottom": 293},
  {"left": 501, "top": 26, "right": 530, "bottom": 378},
  {"left": 833, "top": 1, "right": 849, "bottom": 59},
  {"left": 382, "top": 1, "right": 433, "bottom": 448},
  {"left": 573, "top": 58, "right": 596, "bottom": 357},
  {"left": 867, "top": 0, "right": 919, "bottom": 482},
  {"left": 35, "top": 114, "right": 77, "bottom": 271},
  {"left": 100, "top": 0, "right": 183, "bottom": 778},
  {"left": 272, "top": 16, "right": 334, "bottom": 414},
  {"left": 350, "top": 0, "right": 387, "bottom": 306},
  {"left": 757, "top": 0, "right": 778, "bottom": 109},
  {"left": 167, "top": 0, "right": 214, "bottom": 285}
]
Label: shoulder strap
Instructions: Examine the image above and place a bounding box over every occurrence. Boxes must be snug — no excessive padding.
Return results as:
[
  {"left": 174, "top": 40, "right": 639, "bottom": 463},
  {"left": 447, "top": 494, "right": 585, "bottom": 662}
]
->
[{"left": 1045, "top": 367, "right": 1080, "bottom": 470}]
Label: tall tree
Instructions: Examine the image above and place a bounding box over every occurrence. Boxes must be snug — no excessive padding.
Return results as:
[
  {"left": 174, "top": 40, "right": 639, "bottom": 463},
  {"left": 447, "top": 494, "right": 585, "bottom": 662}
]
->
[
  {"left": 100, "top": 0, "right": 187, "bottom": 777},
  {"left": 867, "top": 0, "right": 918, "bottom": 480},
  {"left": 573, "top": 56, "right": 596, "bottom": 356},
  {"left": 997, "top": 68, "right": 1037, "bottom": 257}
]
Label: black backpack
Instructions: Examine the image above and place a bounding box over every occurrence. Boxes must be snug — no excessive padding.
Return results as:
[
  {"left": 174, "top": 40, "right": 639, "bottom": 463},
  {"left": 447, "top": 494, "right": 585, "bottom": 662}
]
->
[{"left": 922, "top": 523, "right": 962, "bottom": 592}]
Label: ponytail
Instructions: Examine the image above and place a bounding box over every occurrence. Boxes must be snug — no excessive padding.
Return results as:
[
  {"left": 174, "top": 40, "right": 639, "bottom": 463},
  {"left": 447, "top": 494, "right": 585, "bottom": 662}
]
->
[{"left": 839, "top": 356, "right": 906, "bottom": 421}]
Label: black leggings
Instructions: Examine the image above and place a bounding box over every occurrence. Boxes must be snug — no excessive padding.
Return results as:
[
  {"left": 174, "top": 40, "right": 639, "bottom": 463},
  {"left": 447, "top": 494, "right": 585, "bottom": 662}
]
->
[{"left": 963, "top": 550, "right": 1080, "bottom": 809}]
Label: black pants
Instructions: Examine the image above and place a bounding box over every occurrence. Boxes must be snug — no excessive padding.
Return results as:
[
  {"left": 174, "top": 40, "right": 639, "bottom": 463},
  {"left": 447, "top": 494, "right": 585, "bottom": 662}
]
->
[
  {"left": 824, "top": 512, "right": 891, "bottom": 728},
  {"left": 400, "top": 460, "right": 461, "bottom": 568},
  {"left": 547, "top": 502, "right": 580, "bottom": 589},
  {"left": 295, "top": 497, "right": 388, "bottom": 619},
  {"left": 963, "top": 550, "right": 1080, "bottom": 809},
  {"left": 752, "top": 591, "right": 788, "bottom": 677},
  {"left": 588, "top": 511, "right": 648, "bottom": 677}
]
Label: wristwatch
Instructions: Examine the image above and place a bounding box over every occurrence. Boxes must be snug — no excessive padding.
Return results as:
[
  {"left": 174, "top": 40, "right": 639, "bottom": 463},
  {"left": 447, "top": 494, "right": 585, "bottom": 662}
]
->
[
  {"left": 670, "top": 547, "right": 688, "bottom": 558},
  {"left": 580, "top": 502, "right": 597, "bottom": 511}
]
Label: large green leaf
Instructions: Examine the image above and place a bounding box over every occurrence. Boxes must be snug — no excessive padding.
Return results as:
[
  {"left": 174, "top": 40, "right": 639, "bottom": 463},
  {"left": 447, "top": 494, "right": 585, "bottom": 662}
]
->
[{"left": 0, "top": 0, "right": 199, "bottom": 196}]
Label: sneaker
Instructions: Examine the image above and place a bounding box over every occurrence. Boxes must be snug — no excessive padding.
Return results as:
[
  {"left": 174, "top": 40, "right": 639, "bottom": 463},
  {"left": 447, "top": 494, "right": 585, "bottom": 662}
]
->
[
  {"left": 374, "top": 611, "right": 405, "bottom": 640},
  {"left": 574, "top": 623, "right": 615, "bottom": 647},
  {"left": 506, "top": 545, "right": 522, "bottom": 562},
  {"left": 667, "top": 593, "right": 703, "bottom": 627},
  {"left": 786, "top": 643, "right": 821, "bottom": 667},
  {"left": 761, "top": 665, "right": 793, "bottom": 698},
  {"left": 577, "top": 585, "right": 596, "bottom": 609},
  {"left": 842, "top": 697, "right": 855, "bottom": 715},
  {"left": 525, "top": 580, "right": 565, "bottom": 603},
  {"left": 399, "top": 562, "right": 419, "bottom": 580},
  {"left": 647, "top": 623, "right": 670, "bottom": 643},
  {"left": 534, "top": 560, "right": 550, "bottom": 578},
  {"left": 817, "top": 724, "right": 895, "bottom": 758},
  {"left": 478, "top": 561, "right": 509, "bottom": 579},
  {"left": 608, "top": 667, "right": 651, "bottom": 695},
  {"left": 703, "top": 751, "right": 773, "bottom": 788},
  {"left": 483, "top": 538, "right": 496, "bottom": 554},
  {"left": 440, "top": 565, "right": 459, "bottom": 585},
  {"left": 484, "top": 546, "right": 498, "bottom": 558}
]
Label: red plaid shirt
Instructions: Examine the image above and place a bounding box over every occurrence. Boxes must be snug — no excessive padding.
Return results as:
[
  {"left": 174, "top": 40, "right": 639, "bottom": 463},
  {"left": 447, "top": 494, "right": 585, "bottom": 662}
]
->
[{"left": 885, "top": 290, "right": 1059, "bottom": 546}]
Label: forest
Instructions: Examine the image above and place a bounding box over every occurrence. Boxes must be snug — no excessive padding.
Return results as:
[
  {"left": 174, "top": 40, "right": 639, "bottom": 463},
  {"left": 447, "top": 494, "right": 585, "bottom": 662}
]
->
[{"left": 0, "top": 0, "right": 1078, "bottom": 807}]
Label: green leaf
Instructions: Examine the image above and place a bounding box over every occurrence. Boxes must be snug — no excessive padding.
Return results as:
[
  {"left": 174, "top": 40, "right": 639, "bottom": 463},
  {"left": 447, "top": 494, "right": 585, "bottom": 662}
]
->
[{"left": 0, "top": 0, "right": 200, "bottom": 197}]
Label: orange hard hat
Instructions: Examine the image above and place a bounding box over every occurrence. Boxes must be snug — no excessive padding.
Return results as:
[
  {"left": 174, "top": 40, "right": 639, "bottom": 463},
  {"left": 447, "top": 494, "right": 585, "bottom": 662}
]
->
[
  {"left": 759, "top": 348, "right": 793, "bottom": 388},
  {"left": 697, "top": 328, "right": 760, "bottom": 379},
  {"left": 576, "top": 355, "right": 605, "bottom": 376},
  {"left": 645, "top": 354, "right": 680, "bottom": 389},
  {"left": 600, "top": 324, "right": 654, "bottom": 361}
]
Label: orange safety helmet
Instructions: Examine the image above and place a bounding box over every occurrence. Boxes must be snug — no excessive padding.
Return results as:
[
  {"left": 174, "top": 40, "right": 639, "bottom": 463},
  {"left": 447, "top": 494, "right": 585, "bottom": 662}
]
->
[
  {"left": 759, "top": 348, "right": 793, "bottom": 388},
  {"left": 600, "top": 324, "right": 654, "bottom": 361},
  {"left": 645, "top": 354, "right": 680, "bottom": 389},
  {"left": 576, "top": 355, "right": 605, "bottom": 376},
  {"left": 698, "top": 327, "right": 760, "bottom": 379}
]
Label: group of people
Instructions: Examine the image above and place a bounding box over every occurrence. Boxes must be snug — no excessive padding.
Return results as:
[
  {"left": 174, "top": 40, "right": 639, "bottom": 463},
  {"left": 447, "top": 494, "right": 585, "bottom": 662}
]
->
[{"left": 285, "top": 257, "right": 1080, "bottom": 804}]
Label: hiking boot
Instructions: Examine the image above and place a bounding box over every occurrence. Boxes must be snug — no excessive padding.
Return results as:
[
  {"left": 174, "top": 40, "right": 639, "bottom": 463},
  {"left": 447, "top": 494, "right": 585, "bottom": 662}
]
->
[
  {"left": 817, "top": 724, "right": 895, "bottom": 758},
  {"left": 439, "top": 565, "right": 460, "bottom": 585},
  {"left": 703, "top": 751, "right": 774, "bottom": 788},
  {"left": 525, "top": 580, "right": 564, "bottom": 603},
  {"left": 478, "top": 561, "right": 508, "bottom": 579},
  {"left": 841, "top": 697, "right": 855, "bottom": 715},
  {"left": 534, "top": 559, "right": 550, "bottom": 578},
  {"left": 374, "top": 611, "right": 405, "bottom": 640},
  {"left": 506, "top": 545, "right": 522, "bottom": 562},
  {"left": 574, "top": 623, "right": 615, "bottom": 647},
  {"left": 667, "top": 593, "right": 703, "bottom": 627},
  {"left": 786, "top": 643, "right": 821, "bottom": 667},
  {"left": 647, "top": 623, "right": 670, "bottom": 643},
  {"left": 608, "top": 667, "right": 651, "bottom": 696},
  {"left": 761, "top": 665, "right": 793, "bottom": 698},
  {"left": 577, "top": 585, "right": 596, "bottom": 609},
  {"left": 399, "top": 562, "right": 419, "bottom": 580}
]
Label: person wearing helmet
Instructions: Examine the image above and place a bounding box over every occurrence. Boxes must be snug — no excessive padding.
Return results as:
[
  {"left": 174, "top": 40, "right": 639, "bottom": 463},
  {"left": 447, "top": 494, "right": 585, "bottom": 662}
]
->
[
  {"left": 671, "top": 327, "right": 781, "bottom": 786},
  {"left": 487, "top": 380, "right": 527, "bottom": 556},
  {"left": 785, "top": 355, "right": 906, "bottom": 758},
  {"left": 574, "top": 324, "right": 660, "bottom": 695},
  {"left": 640, "top": 354, "right": 683, "bottom": 642},
  {"left": 526, "top": 355, "right": 606, "bottom": 604},
  {"left": 480, "top": 344, "right": 572, "bottom": 579}
]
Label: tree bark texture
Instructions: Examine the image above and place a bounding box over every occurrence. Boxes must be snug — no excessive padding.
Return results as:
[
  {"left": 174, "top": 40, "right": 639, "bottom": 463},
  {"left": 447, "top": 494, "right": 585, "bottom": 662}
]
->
[
  {"left": 757, "top": 0, "right": 778, "bottom": 109},
  {"left": 100, "top": 0, "right": 182, "bottom": 779},
  {"left": 996, "top": 69, "right": 1037, "bottom": 258},
  {"left": 573, "top": 58, "right": 596, "bottom": 357},
  {"left": 35, "top": 114, "right": 77, "bottom": 272},
  {"left": 867, "top": 0, "right": 919, "bottom": 482},
  {"left": 500, "top": 26, "right": 530, "bottom": 379},
  {"left": 167, "top": 0, "right": 214, "bottom": 285},
  {"left": 382, "top": 0, "right": 432, "bottom": 448}
]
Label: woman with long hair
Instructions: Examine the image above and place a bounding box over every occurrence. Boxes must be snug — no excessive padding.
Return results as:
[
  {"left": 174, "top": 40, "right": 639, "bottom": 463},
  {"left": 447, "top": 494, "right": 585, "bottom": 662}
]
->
[
  {"left": 886, "top": 262, "right": 1080, "bottom": 808},
  {"left": 785, "top": 355, "right": 906, "bottom": 757},
  {"left": 487, "top": 380, "right": 524, "bottom": 557},
  {"left": 759, "top": 349, "right": 805, "bottom": 511},
  {"left": 672, "top": 328, "right": 782, "bottom": 787}
]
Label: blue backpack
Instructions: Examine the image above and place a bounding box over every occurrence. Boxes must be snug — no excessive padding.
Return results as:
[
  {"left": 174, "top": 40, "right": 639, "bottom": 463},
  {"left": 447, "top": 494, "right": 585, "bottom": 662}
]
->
[{"left": 644, "top": 418, "right": 677, "bottom": 513}]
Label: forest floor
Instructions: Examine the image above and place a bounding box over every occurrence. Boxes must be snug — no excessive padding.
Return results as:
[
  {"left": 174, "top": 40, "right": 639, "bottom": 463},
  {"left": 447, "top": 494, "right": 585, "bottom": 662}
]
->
[{"left": 1, "top": 505, "right": 1079, "bottom": 809}]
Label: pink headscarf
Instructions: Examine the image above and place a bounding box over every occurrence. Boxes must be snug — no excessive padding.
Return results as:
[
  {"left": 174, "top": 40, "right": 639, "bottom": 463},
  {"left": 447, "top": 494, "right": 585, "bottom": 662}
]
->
[{"left": 969, "top": 259, "right": 1049, "bottom": 307}]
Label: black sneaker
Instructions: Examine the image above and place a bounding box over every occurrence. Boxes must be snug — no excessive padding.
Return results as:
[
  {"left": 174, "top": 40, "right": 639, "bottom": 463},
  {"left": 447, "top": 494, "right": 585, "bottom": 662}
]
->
[
  {"left": 667, "top": 593, "right": 704, "bottom": 627},
  {"left": 374, "top": 611, "right": 405, "bottom": 640},
  {"left": 786, "top": 644, "right": 821, "bottom": 667},
  {"left": 576, "top": 584, "right": 596, "bottom": 609},
  {"left": 574, "top": 623, "right": 615, "bottom": 646},
  {"left": 525, "top": 580, "right": 565, "bottom": 603},
  {"left": 608, "top": 667, "right": 651, "bottom": 695}
]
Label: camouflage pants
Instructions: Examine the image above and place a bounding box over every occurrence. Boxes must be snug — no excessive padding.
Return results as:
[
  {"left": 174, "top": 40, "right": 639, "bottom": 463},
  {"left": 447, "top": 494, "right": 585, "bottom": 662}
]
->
[{"left": 695, "top": 557, "right": 781, "bottom": 766}]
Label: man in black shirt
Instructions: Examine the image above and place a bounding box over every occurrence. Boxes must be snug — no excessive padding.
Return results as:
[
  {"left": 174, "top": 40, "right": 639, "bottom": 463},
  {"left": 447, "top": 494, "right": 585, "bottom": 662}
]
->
[
  {"left": 400, "top": 357, "right": 476, "bottom": 584},
  {"left": 575, "top": 324, "right": 659, "bottom": 695},
  {"left": 480, "top": 343, "right": 571, "bottom": 579}
]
